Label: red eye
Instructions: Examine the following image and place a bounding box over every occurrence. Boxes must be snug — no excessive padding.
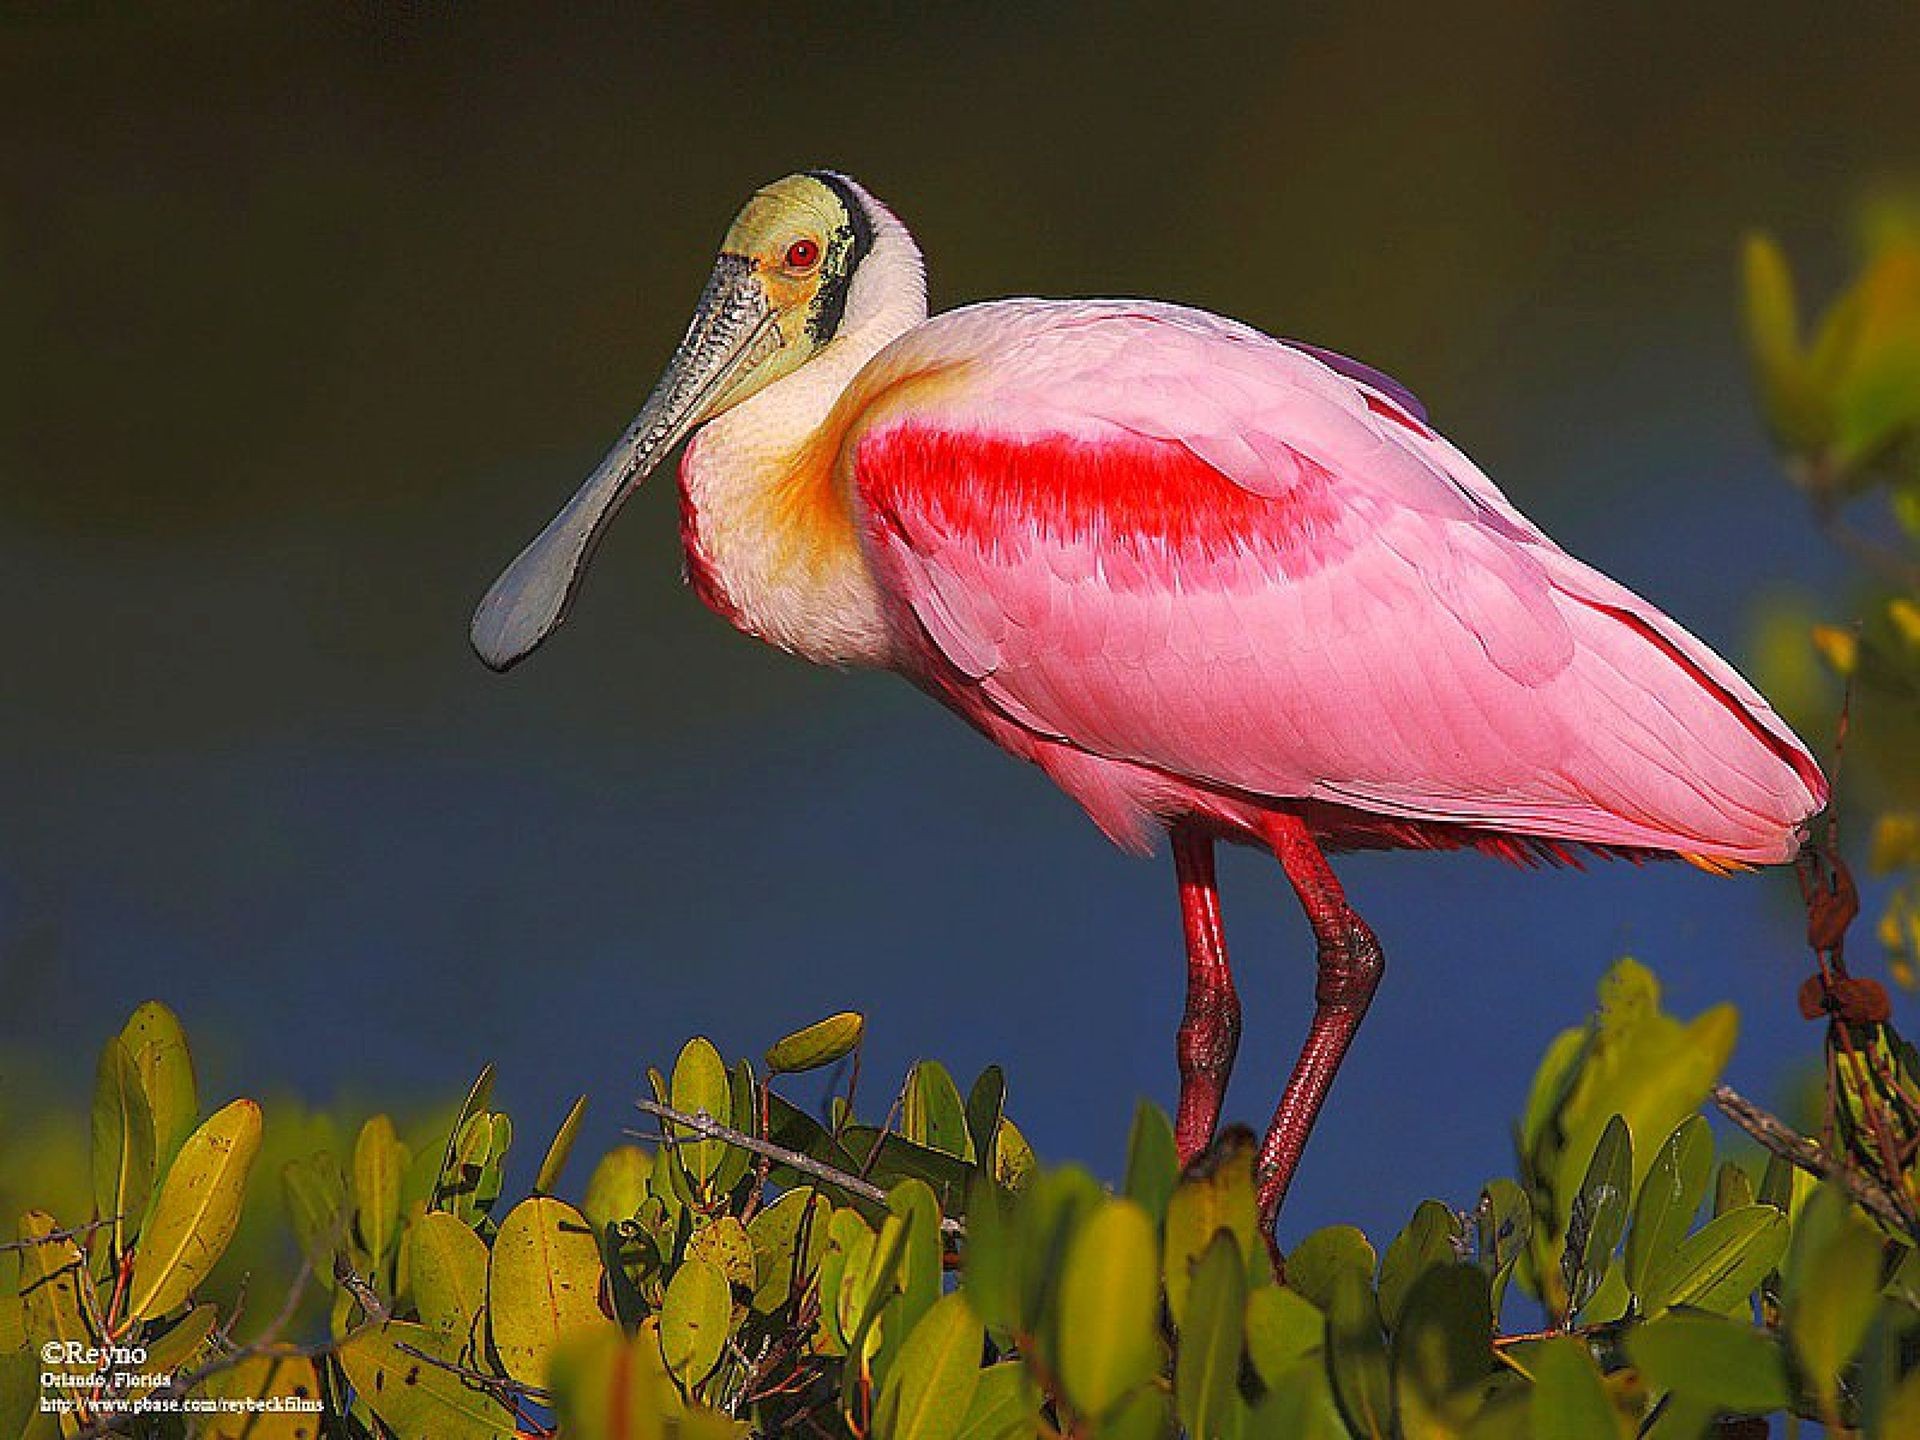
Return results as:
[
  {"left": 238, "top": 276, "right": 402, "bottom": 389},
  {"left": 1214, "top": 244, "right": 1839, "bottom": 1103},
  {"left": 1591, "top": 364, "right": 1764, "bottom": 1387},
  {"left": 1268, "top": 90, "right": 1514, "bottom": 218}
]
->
[{"left": 784, "top": 238, "right": 821, "bottom": 270}]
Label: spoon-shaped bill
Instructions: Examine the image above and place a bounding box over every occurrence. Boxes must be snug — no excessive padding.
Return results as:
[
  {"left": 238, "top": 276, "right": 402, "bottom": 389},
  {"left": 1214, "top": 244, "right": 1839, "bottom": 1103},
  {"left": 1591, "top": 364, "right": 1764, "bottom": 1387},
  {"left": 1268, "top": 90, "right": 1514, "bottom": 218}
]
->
[{"left": 470, "top": 255, "right": 778, "bottom": 671}]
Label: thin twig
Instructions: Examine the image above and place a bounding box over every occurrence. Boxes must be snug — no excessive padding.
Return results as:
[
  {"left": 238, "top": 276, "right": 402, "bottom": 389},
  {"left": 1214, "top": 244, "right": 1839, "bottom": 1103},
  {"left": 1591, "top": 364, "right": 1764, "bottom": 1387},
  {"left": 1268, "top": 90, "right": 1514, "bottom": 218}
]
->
[
  {"left": 630, "top": 1097, "right": 965, "bottom": 1238},
  {"left": 332, "top": 1255, "right": 390, "bottom": 1323},
  {"left": 0, "top": 1216, "right": 119, "bottom": 1253},
  {"left": 69, "top": 1260, "right": 332, "bottom": 1440},
  {"left": 1711, "top": 1082, "right": 1912, "bottom": 1235}
]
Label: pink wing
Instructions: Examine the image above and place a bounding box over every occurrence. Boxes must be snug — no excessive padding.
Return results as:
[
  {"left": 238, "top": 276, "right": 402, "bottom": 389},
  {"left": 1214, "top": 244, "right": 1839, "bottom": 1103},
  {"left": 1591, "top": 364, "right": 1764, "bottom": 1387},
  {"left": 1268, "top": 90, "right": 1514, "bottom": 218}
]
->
[{"left": 849, "top": 300, "right": 1827, "bottom": 864}]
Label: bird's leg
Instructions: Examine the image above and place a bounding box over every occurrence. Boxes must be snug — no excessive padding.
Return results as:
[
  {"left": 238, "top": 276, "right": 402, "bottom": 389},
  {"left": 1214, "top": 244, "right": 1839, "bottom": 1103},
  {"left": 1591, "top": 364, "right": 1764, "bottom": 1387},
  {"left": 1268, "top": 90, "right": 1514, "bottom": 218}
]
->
[
  {"left": 1255, "top": 814, "right": 1385, "bottom": 1227},
  {"left": 1172, "top": 827, "right": 1241, "bottom": 1164}
]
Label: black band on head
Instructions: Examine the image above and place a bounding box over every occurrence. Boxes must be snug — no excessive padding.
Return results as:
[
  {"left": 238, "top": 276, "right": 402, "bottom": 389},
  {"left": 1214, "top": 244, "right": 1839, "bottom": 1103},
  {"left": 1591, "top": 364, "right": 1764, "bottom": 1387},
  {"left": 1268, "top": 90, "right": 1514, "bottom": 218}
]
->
[{"left": 803, "top": 170, "right": 876, "bottom": 343}]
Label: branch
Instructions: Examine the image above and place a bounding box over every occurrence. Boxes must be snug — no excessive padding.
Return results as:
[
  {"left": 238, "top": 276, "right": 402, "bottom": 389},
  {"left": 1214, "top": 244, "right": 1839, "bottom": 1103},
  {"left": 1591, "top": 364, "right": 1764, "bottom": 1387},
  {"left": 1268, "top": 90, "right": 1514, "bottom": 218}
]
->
[
  {"left": 1711, "top": 1082, "right": 1913, "bottom": 1236},
  {"left": 0, "top": 1216, "right": 119, "bottom": 1253},
  {"left": 631, "top": 1097, "right": 965, "bottom": 1238}
]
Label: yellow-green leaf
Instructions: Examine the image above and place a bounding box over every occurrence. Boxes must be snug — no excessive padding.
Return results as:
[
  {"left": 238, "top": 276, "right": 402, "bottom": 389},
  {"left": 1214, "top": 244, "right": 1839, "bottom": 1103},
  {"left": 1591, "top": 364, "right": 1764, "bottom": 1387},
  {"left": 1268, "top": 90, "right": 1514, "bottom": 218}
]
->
[
  {"left": 198, "top": 1353, "right": 322, "bottom": 1440},
  {"left": 535, "top": 1094, "right": 589, "bottom": 1196},
  {"left": 352, "top": 1114, "right": 406, "bottom": 1271},
  {"left": 658, "top": 1257, "right": 732, "bottom": 1390},
  {"left": 669, "top": 1039, "right": 732, "bottom": 1187},
  {"left": 119, "top": 1001, "right": 198, "bottom": 1172},
  {"left": 1164, "top": 1131, "right": 1259, "bottom": 1326},
  {"left": 1057, "top": 1198, "right": 1159, "bottom": 1419},
  {"left": 875, "top": 1290, "right": 983, "bottom": 1440},
  {"left": 1640, "top": 1204, "right": 1787, "bottom": 1317},
  {"left": 127, "top": 1099, "right": 262, "bottom": 1321},
  {"left": 1784, "top": 1190, "right": 1884, "bottom": 1419},
  {"left": 410, "top": 1209, "right": 489, "bottom": 1341},
  {"left": 1627, "top": 1310, "right": 1789, "bottom": 1412},
  {"left": 1529, "top": 1336, "right": 1627, "bottom": 1439},
  {"left": 1326, "top": 1269, "right": 1390, "bottom": 1440},
  {"left": 1176, "top": 1230, "right": 1246, "bottom": 1440},
  {"left": 487, "top": 1196, "right": 608, "bottom": 1389},
  {"left": 16, "top": 1212, "right": 95, "bottom": 1355},
  {"left": 765, "top": 1011, "right": 865, "bottom": 1074},
  {"left": 339, "top": 1320, "right": 518, "bottom": 1439},
  {"left": 583, "top": 1145, "right": 650, "bottom": 1232},
  {"left": 1625, "top": 1115, "right": 1712, "bottom": 1298},
  {"left": 1392, "top": 1265, "right": 1493, "bottom": 1440},
  {"left": 1245, "top": 1284, "right": 1324, "bottom": 1388},
  {"left": 90, "top": 1037, "right": 156, "bottom": 1258}
]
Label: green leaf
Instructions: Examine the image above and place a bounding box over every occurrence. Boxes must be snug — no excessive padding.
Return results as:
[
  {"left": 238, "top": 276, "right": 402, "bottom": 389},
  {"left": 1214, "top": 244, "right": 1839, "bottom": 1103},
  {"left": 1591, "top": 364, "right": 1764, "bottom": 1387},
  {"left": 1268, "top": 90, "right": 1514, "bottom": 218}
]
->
[
  {"left": 1122, "top": 1100, "right": 1179, "bottom": 1229},
  {"left": 90, "top": 1037, "right": 156, "bottom": 1258},
  {"left": 992, "top": 1118, "right": 1036, "bottom": 1190},
  {"left": 1284, "top": 1224, "right": 1375, "bottom": 1312},
  {"left": 118, "top": 1001, "right": 198, "bottom": 1173},
  {"left": 432, "top": 1063, "right": 496, "bottom": 1210},
  {"left": 138, "top": 1304, "right": 218, "bottom": 1377},
  {"left": 659, "top": 1256, "right": 733, "bottom": 1391},
  {"left": 409, "top": 1209, "right": 489, "bottom": 1341},
  {"left": 902, "top": 1061, "right": 973, "bottom": 1162},
  {"left": 765, "top": 1011, "right": 865, "bottom": 1073},
  {"left": 748, "top": 1186, "right": 829, "bottom": 1314},
  {"left": 583, "top": 1145, "right": 651, "bottom": 1231},
  {"left": 669, "top": 1038, "right": 733, "bottom": 1188},
  {"left": 1391, "top": 1264, "right": 1494, "bottom": 1440},
  {"left": 1251, "top": 1363, "right": 1349, "bottom": 1439},
  {"left": 127, "top": 1098, "right": 261, "bottom": 1321},
  {"left": 1525, "top": 961, "right": 1735, "bottom": 1318},
  {"left": 1712, "top": 1160, "right": 1756, "bottom": 1218},
  {"left": 1528, "top": 1336, "right": 1624, "bottom": 1439},
  {"left": 1325, "top": 1268, "right": 1390, "bottom": 1440},
  {"left": 1245, "top": 1284, "right": 1324, "bottom": 1387},
  {"left": 1561, "top": 1114, "right": 1631, "bottom": 1322},
  {"left": 955, "top": 1361, "right": 1041, "bottom": 1440},
  {"left": 1640, "top": 1204, "right": 1788, "bottom": 1317},
  {"left": 964, "top": 1066, "right": 1006, "bottom": 1173},
  {"left": 1176, "top": 1230, "right": 1246, "bottom": 1440},
  {"left": 959, "top": 1172, "right": 1017, "bottom": 1333},
  {"left": 1378, "top": 1200, "right": 1461, "bottom": 1329},
  {"left": 353, "top": 1114, "right": 406, "bottom": 1273},
  {"left": 487, "top": 1196, "right": 609, "bottom": 1389},
  {"left": 1625, "top": 1115, "right": 1711, "bottom": 1298},
  {"left": 1057, "top": 1198, "right": 1160, "bottom": 1419},
  {"left": 1627, "top": 1310, "right": 1790, "bottom": 1412},
  {"left": 339, "top": 1320, "right": 518, "bottom": 1439},
  {"left": 1477, "top": 1179, "right": 1531, "bottom": 1321},
  {"left": 282, "top": 1152, "right": 347, "bottom": 1290},
  {"left": 874, "top": 1291, "right": 983, "bottom": 1440},
  {"left": 888, "top": 1179, "right": 945, "bottom": 1359},
  {"left": 1784, "top": 1187, "right": 1885, "bottom": 1419},
  {"left": 535, "top": 1094, "right": 589, "bottom": 1196},
  {"left": 1164, "top": 1130, "right": 1259, "bottom": 1326}
]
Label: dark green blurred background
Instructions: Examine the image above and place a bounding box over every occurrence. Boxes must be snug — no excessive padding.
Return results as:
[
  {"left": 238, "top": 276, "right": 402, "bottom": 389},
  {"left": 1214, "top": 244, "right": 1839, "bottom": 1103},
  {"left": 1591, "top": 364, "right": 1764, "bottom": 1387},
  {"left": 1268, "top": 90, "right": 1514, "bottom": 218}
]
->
[{"left": 4, "top": 3, "right": 1917, "bottom": 1241}]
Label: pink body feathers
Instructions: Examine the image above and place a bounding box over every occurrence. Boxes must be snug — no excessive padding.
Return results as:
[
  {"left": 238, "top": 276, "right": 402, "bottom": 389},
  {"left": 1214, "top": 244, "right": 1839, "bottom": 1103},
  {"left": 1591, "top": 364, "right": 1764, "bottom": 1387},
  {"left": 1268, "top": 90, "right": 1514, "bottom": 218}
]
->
[{"left": 838, "top": 299, "right": 1826, "bottom": 866}]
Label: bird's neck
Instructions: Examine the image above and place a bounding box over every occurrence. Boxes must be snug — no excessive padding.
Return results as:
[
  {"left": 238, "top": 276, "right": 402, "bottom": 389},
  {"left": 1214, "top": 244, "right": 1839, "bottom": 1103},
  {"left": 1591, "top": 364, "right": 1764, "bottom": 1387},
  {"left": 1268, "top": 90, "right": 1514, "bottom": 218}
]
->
[{"left": 678, "top": 216, "right": 928, "bottom": 667}]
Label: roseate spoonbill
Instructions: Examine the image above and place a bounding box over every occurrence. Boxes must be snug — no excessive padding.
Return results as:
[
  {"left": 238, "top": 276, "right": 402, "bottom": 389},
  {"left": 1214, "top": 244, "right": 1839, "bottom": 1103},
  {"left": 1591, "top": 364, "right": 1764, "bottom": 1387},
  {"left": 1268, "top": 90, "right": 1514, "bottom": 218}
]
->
[{"left": 472, "top": 172, "right": 1828, "bottom": 1226}]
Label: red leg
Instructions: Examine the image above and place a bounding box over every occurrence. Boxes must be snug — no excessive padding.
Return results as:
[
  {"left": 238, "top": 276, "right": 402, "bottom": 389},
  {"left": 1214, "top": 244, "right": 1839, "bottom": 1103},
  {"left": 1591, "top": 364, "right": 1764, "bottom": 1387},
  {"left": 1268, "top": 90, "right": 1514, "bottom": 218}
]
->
[
  {"left": 1172, "top": 827, "right": 1241, "bottom": 1165},
  {"left": 1255, "top": 814, "right": 1384, "bottom": 1227}
]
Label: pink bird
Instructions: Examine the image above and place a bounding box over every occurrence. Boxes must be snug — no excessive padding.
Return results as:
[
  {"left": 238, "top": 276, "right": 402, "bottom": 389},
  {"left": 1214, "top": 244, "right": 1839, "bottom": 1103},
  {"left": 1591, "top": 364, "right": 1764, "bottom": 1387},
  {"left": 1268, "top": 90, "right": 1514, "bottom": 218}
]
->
[{"left": 473, "top": 172, "right": 1828, "bottom": 1226}]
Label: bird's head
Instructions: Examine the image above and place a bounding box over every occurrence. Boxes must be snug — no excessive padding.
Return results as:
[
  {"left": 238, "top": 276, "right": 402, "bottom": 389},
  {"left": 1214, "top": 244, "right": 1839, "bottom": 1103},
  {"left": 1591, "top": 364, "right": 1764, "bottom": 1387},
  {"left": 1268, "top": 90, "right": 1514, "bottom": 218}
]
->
[{"left": 470, "top": 170, "right": 904, "bottom": 672}]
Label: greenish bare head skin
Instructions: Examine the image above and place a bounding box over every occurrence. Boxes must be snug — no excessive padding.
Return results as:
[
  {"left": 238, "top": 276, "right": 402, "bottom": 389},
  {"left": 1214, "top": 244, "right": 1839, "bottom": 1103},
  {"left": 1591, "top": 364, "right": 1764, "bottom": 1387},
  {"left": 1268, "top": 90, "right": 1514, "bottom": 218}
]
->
[
  {"left": 469, "top": 171, "right": 876, "bottom": 672},
  {"left": 707, "top": 171, "right": 878, "bottom": 411}
]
